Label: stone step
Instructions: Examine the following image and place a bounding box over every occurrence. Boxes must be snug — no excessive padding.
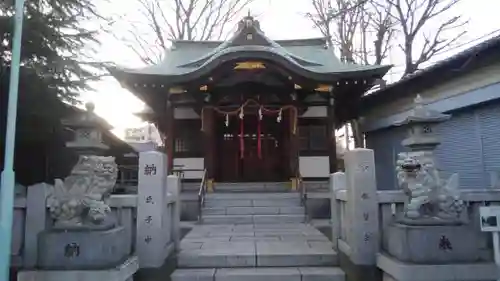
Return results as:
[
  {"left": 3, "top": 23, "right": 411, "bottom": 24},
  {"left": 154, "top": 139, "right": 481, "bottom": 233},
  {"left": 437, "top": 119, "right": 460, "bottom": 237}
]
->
[
  {"left": 214, "top": 182, "right": 291, "bottom": 193},
  {"left": 203, "top": 206, "right": 305, "bottom": 216},
  {"left": 178, "top": 243, "right": 337, "bottom": 268},
  {"left": 204, "top": 198, "right": 301, "bottom": 208},
  {"left": 201, "top": 214, "right": 306, "bottom": 224},
  {"left": 172, "top": 267, "right": 345, "bottom": 281},
  {"left": 179, "top": 224, "right": 337, "bottom": 268},
  {"left": 206, "top": 192, "right": 298, "bottom": 200}
]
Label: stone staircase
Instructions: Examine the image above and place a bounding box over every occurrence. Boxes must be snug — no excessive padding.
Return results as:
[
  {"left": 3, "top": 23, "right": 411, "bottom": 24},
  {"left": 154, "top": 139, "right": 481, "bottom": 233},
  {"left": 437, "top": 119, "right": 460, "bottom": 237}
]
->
[
  {"left": 214, "top": 182, "right": 291, "bottom": 193},
  {"left": 171, "top": 191, "right": 345, "bottom": 281},
  {"left": 201, "top": 193, "right": 306, "bottom": 224}
]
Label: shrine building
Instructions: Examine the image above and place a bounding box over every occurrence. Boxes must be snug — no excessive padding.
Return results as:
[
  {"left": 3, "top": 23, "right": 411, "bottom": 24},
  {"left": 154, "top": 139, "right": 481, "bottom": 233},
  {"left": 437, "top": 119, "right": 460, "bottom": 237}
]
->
[{"left": 109, "top": 15, "right": 391, "bottom": 188}]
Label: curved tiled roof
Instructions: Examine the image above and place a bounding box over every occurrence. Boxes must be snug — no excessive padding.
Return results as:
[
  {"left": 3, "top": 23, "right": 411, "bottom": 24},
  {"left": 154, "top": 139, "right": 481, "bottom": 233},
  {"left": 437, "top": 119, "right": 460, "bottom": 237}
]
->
[{"left": 111, "top": 16, "right": 390, "bottom": 82}]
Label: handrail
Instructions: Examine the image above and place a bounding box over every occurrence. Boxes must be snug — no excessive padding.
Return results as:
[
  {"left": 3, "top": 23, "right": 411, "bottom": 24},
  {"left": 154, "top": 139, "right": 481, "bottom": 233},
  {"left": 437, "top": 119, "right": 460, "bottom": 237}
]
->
[
  {"left": 172, "top": 164, "right": 186, "bottom": 182},
  {"left": 172, "top": 167, "right": 205, "bottom": 192},
  {"left": 197, "top": 169, "right": 208, "bottom": 222}
]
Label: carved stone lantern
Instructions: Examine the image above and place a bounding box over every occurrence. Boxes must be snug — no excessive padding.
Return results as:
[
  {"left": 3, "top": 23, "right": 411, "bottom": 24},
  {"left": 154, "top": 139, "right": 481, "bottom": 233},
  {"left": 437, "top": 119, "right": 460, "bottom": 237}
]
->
[
  {"left": 62, "top": 102, "right": 109, "bottom": 155},
  {"left": 385, "top": 95, "right": 479, "bottom": 266},
  {"left": 395, "top": 94, "right": 451, "bottom": 153}
]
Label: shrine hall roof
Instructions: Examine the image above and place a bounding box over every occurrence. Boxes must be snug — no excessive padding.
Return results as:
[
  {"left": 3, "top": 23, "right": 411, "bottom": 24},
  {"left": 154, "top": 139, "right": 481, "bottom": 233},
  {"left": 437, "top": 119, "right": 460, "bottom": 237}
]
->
[{"left": 110, "top": 16, "right": 390, "bottom": 83}]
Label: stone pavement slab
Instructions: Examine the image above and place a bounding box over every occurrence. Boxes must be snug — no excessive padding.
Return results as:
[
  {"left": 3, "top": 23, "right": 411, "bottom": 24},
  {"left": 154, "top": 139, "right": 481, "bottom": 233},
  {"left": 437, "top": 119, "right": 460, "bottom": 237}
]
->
[
  {"left": 178, "top": 223, "right": 338, "bottom": 268},
  {"left": 299, "top": 267, "right": 346, "bottom": 281},
  {"left": 171, "top": 268, "right": 216, "bottom": 281},
  {"left": 171, "top": 267, "right": 345, "bottom": 281},
  {"left": 215, "top": 268, "right": 301, "bottom": 281}
]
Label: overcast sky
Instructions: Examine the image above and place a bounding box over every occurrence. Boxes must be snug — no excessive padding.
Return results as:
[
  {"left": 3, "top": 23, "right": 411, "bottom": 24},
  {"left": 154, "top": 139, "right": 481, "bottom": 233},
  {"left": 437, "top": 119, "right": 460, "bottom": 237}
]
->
[{"left": 82, "top": 0, "right": 500, "bottom": 138}]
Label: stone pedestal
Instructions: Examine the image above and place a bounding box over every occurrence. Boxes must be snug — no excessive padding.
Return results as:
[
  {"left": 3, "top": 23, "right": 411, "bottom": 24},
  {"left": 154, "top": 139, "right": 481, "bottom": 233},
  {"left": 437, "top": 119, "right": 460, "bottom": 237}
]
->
[
  {"left": 38, "top": 226, "right": 129, "bottom": 269},
  {"left": 386, "top": 223, "right": 484, "bottom": 264},
  {"left": 18, "top": 255, "right": 138, "bottom": 281}
]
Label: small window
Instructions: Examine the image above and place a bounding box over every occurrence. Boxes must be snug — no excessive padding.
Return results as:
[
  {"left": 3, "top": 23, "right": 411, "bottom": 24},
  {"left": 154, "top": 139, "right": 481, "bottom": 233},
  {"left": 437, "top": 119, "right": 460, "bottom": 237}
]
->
[
  {"left": 174, "top": 120, "right": 203, "bottom": 157},
  {"left": 309, "top": 125, "right": 328, "bottom": 150},
  {"left": 175, "top": 138, "right": 189, "bottom": 152}
]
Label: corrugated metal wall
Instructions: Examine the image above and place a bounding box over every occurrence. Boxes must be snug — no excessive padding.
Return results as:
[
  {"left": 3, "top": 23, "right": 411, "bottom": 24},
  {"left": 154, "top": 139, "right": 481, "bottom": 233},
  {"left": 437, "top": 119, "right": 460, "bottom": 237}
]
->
[
  {"left": 476, "top": 102, "right": 500, "bottom": 187},
  {"left": 365, "top": 126, "right": 406, "bottom": 190},
  {"left": 366, "top": 100, "right": 500, "bottom": 190}
]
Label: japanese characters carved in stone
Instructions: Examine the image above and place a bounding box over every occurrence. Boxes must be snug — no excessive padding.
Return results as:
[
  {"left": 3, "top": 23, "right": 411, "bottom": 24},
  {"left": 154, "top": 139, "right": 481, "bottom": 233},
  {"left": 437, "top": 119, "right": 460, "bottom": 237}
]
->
[{"left": 46, "top": 155, "right": 118, "bottom": 228}]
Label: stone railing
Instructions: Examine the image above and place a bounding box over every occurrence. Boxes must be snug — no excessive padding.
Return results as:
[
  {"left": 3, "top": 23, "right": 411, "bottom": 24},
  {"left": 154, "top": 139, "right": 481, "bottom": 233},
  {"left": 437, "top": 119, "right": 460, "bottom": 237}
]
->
[
  {"left": 11, "top": 190, "right": 137, "bottom": 269},
  {"left": 10, "top": 151, "right": 181, "bottom": 271},
  {"left": 330, "top": 148, "right": 499, "bottom": 281},
  {"left": 334, "top": 189, "right": 500, "bottom": 256}
]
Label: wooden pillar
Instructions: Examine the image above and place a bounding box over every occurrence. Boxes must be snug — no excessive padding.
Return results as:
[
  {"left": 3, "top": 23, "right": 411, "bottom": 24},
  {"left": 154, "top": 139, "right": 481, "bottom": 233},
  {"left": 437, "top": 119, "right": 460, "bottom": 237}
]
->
[
  {"left": 202, "top": 107, "right": 215, "bottom": 191},
  {"left": 165, "top": 101, "right": 174, "bottom": 175},
  {"left": 289, "top": 108, "right": 299, "bottom": 189},
  {"left": 327, "top": 95, "right": 337, "bottom": 173}
]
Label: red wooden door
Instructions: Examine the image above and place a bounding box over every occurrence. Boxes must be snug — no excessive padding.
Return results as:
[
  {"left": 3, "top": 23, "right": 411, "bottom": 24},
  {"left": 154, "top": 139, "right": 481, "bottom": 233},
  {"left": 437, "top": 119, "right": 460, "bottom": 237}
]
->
[
  {"left": 216, "top": 114, "right": 286, "bottom": 182},
  {"left": 216, "top": 116, "right": 240, "bottom": 182}
]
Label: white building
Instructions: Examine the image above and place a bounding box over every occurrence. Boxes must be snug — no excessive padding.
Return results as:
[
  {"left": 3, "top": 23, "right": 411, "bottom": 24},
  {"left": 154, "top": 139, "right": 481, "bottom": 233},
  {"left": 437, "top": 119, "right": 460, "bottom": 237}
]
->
[{"left": 124, "top": 123, "right": 162, "bottom": 152}]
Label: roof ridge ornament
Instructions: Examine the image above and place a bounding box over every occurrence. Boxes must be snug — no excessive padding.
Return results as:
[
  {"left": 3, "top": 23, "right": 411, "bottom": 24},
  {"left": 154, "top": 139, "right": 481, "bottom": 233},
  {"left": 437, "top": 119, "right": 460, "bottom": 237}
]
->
[{"left": 237, "top": 12, "right": 260, "bottom": 31}]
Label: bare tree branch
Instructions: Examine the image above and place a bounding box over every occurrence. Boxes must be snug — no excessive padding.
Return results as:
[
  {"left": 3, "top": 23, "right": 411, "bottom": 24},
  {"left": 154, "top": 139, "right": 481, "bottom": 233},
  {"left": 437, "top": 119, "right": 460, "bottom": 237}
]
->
[
  {"left": 305, "top": 0, "right": 394, "bottom": 147},
  {"left": 366, "top": 0, "right": 396, "bottom": 64},
  {"left": 386, "top": 0, "right": 468, "bottom": 75},
  {"left": 115, "top": 0, "right": 257, "bottom": 64}
]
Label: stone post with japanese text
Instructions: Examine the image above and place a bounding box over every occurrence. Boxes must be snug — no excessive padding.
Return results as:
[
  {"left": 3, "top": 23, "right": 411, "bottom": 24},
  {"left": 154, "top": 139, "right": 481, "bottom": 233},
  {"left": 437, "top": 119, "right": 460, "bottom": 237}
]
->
[
  {"left": 136, "top": 151, "right": 170, "bottom": 268},
  {"left": 344, "top": 148, "right": 379, "bottom": 265}
]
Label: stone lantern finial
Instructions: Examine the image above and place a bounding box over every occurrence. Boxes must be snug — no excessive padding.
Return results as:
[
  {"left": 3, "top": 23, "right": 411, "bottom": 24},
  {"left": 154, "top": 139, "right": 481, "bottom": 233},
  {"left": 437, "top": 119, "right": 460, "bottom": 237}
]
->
[
  {"left": 414, "top": 94, "right": 423, "bottom": 106},
  {"left": 413, "top": 94, "right": 425, "bottom": 116},
  {"left": 85, "top": 101, "right": 95, "bottom": 112}
]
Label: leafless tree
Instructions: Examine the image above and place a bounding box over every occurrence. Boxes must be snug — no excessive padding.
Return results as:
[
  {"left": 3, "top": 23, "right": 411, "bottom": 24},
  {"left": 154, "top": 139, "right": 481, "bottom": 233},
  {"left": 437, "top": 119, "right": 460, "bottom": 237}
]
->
[
  {"left": 307, "top": 0, "right": 395, "bottom": 147},
  {"left": 117, "top": 0, "right": 256, "bottom": 64},
  {"left": 387, "top": 0, "right": 467, "bottom": 76},
  {"left": 363, "top": 0, "right": 396, "bottom": 64},
  {"left": 307, "top": 0, "right": 367, "bottom": 63},
  {"left": 307, "top": 0, "right": 396, "bottom": 65}
]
